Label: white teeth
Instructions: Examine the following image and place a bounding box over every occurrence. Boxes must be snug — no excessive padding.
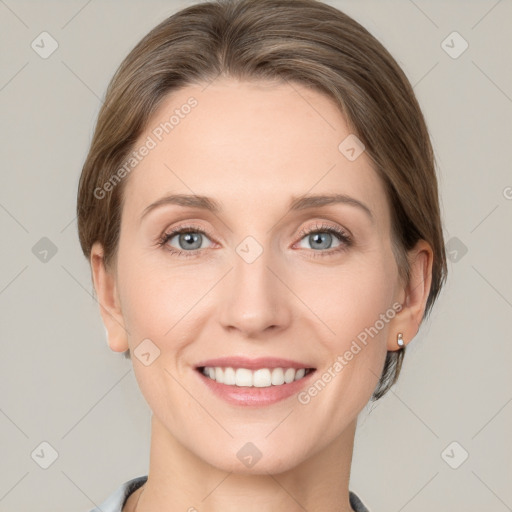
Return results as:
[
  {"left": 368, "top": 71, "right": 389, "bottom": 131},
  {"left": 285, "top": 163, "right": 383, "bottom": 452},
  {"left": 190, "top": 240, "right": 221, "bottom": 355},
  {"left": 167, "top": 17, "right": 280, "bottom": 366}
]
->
[
  {"left": 284, "top": 368, "right": 295, "bottom": 383},
  {"left": 235, "top": 368, "right": 252, "bottom": 387},
  {"left": 223, "top": 367, "right": 236, "bottom": 385},
  {"left": 294, "top": 368, "right": 306, "bottom": 381},
  {"left": 201, "top": 366, "right": 312, "bottom": 387},
  {"left": 271, "top": 368, "right": 285, "bottom": 385}
]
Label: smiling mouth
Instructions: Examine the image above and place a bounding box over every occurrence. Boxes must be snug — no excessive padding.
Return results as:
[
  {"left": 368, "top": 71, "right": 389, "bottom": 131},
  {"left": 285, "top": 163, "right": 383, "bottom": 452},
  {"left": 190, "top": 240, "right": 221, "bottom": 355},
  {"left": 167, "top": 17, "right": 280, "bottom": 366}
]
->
[{"left": 197, "top": 366, "right": 316, "bottom": 387}]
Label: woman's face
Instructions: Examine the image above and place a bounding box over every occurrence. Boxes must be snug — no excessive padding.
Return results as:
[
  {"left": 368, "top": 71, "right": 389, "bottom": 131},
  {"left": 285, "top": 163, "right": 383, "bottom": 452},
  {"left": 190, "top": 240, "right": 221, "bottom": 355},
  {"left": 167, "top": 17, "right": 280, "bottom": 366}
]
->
[{"left": 100, "top": 78, "right": 408, "bottom": 473}]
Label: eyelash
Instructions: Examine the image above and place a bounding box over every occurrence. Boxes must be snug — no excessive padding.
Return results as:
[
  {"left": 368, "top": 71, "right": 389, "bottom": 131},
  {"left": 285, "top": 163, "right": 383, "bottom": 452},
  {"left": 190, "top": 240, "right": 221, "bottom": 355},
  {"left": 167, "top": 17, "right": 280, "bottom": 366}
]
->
[{"left": 156, "top": 222, "right": 353, "bottom": 259}]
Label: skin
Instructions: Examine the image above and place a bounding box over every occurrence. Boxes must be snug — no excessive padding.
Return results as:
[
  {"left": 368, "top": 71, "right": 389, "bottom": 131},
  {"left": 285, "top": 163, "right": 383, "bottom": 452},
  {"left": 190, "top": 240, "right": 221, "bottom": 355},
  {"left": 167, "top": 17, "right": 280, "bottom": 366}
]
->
[{"left": 91, "top": 78, "right": 433, "bottom": 512}]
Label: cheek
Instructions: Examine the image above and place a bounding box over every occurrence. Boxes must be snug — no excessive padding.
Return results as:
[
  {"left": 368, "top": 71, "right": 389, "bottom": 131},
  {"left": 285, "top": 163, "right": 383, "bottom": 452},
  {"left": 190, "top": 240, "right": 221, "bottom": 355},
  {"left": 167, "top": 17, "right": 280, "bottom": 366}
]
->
[
  {"left": 303, "top": 258, "right": 397, "bottom": 415},
  {"left": 120, "top": 271, "right": 192, "bottom": 337},
  {"left": 301, "top": 251, "right": 398, "bottom": 349},
  {"left": 116, "top": 220, "right": 181, "bottom": 328}
]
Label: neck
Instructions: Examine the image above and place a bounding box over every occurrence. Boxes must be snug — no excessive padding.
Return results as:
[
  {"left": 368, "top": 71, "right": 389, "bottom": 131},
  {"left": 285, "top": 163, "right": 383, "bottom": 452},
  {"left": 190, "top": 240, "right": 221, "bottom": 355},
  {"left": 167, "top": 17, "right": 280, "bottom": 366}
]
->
[{"left": 128, "top": 414, "right": 357, "bottom": 512}]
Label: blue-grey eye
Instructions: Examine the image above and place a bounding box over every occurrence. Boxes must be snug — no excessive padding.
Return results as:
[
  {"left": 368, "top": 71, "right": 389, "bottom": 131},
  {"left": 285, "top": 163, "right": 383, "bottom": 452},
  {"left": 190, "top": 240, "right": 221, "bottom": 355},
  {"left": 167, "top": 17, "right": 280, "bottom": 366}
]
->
[
  {"left": 160, "top": 226, "right": 213, "bottom": 252},
  {"left": 174, "top": 231, "right": 204, "bottom": 250},
  {"left": 297, "top": 229, "right": 345, "bottom": 251}
]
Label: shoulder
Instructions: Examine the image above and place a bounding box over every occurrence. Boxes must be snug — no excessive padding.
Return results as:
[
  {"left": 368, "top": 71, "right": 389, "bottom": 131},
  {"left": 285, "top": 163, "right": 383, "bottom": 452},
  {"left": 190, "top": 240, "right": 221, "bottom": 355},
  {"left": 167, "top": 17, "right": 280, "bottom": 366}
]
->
[
  {"left": 87, "top": 477, "right": 369, "bottom": 512},
  {"left": 349, "top": 490, "right": 371, "bottom": 512},
  {"left": 87, "top": 475, "right": 148, "bottom": 512}
]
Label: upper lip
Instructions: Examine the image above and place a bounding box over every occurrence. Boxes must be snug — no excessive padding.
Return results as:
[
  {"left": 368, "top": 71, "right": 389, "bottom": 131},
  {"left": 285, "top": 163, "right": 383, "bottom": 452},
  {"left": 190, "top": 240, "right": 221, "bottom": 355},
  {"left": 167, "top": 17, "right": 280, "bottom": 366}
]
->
[{"left": 195, "top": 356, "right": 316, "bottom": 370}]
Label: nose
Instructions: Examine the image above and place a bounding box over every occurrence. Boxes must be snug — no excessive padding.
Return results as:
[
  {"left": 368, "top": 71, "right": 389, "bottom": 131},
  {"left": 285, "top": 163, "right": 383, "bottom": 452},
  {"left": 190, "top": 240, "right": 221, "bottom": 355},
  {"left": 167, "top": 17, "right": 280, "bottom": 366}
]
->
[{"left": 218, "top": 248, "right": 292, "bottom": 338}]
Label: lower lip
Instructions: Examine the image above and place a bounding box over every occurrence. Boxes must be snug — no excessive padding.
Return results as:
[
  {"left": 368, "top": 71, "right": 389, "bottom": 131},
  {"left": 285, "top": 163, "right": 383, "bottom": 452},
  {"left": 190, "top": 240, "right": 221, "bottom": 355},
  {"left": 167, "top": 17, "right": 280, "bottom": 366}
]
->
[{"left": 196, "top": 369, "right": 316, "bottom": 406}]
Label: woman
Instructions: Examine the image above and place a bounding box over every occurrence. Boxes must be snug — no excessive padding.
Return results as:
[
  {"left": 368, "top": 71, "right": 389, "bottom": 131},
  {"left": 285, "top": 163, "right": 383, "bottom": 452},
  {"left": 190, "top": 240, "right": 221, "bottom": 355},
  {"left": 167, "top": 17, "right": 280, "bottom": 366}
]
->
[{"left": 77, "top": 0, "right": 448, "bottom": 510}]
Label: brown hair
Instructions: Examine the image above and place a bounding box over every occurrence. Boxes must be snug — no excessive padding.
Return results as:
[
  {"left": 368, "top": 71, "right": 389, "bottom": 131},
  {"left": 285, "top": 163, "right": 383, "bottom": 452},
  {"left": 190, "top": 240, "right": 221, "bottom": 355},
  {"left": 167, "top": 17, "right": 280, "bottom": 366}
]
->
[{"left": 77, "top": 0, "right": 448, "bottom": 401}]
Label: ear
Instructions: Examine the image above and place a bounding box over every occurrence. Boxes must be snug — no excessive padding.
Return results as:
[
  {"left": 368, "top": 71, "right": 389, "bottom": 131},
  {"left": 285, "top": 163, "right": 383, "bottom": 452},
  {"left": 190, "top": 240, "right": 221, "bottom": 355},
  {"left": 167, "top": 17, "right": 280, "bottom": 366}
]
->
[
  {"left": 90, "top": 241, "right": 129, "bottom": 353},
  {"left": 387, "top": 239, "right": 433, "bottom": 351}
]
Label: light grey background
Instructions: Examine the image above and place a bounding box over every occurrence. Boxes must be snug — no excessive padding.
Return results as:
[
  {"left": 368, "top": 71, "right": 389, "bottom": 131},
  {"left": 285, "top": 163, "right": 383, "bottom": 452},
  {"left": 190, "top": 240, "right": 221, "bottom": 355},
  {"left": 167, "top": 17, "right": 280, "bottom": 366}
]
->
[{"left": 1, "top": 0, "right": 511, "bottom": 511}]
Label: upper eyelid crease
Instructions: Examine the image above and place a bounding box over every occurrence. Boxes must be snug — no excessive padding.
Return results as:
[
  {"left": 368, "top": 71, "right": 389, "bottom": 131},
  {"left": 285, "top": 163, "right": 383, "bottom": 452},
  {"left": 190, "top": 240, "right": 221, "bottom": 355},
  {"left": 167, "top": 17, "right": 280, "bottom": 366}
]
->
[{"left": 139, "top": 193, "right": 374, "bottom": 224}]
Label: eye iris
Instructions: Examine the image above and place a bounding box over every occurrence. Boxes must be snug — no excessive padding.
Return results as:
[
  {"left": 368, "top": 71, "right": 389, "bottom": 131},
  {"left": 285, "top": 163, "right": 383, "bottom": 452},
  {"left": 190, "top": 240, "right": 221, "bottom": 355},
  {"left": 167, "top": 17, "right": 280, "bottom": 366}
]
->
[
  {"left": 180, "top": 232, "right": 201, "bottom": 250},
  {"left": 310, "top": 232, "right": 332, "bottom": 249}
]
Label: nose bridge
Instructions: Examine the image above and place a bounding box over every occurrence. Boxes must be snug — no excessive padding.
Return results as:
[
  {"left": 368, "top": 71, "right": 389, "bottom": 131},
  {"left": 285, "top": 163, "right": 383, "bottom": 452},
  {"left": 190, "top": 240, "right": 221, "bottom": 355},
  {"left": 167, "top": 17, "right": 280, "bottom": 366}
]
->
[{"left": 218, "top": 234, "right": 290, "bottom": 335}]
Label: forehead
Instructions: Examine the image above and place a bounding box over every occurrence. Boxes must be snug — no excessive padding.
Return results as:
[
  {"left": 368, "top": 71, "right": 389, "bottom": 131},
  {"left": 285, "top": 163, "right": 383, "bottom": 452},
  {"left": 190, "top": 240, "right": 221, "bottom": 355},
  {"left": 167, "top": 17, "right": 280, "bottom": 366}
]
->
[{"left": 122, "top": 78, "right": 389, "bottom": 225}]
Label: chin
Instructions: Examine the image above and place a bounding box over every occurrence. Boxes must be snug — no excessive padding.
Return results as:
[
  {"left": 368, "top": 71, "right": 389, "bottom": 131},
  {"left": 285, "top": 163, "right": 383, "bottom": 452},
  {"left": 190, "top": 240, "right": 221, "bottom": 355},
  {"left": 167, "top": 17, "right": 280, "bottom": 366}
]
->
[{"left": 197, "top": 438, "right": 310, "bottom": 476}]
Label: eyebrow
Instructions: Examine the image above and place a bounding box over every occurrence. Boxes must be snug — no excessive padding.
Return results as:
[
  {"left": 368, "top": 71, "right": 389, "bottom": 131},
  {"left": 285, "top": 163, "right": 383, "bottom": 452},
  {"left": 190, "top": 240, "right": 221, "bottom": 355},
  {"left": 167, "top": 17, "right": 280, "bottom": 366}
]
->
[{"left": 139, "top": 192, "right": 374, "bottom": 223}]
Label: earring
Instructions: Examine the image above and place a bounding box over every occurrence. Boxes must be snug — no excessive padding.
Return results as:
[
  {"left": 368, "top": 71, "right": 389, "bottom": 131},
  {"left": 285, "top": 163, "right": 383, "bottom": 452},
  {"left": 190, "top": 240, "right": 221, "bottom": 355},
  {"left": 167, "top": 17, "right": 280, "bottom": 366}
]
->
[{"left": 397, "top": 332, "right": 404, "bottom": 348}]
